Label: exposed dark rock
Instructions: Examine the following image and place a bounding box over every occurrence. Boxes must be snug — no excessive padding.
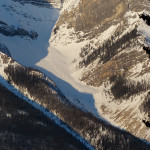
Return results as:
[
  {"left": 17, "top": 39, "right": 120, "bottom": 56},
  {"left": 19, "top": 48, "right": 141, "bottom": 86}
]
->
[
  {"left": 12, "top": 0, "right": 53, "bottom": 8},
  {"left": 143, "top": 46, "right": 150, "bottom": 58},
  {"left": 0, "top": 20, "right": 38, "bottom": 39},
  {"left": 142, "top": 120, "right": 150, "bottom": 127},
  {"left": 0, "top": 43, "right": 11, "bottom": 57},
  {"left": 54, "top": 26, "right": 59, "bottom": 34},
  {"left": 140, "top": 13, "right": 150, "bottom": 26}
]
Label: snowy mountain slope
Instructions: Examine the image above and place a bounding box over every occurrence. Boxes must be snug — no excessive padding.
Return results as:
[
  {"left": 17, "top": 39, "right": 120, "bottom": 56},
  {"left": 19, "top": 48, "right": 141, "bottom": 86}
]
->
[
  {"left": 0, "top": 50, "right": 150, "bottom": 150},
  {"left": 89, "top": 9, "right": 150, "bottom": 141},
  {"left": 1, "top": 0, "right": 150, "bottom": 148},
  {"left": 0, "top": 50, "right": 94, "bottom": 149},
  {"left": 49, "top": 0, "right": 150, "bottom": 144}
]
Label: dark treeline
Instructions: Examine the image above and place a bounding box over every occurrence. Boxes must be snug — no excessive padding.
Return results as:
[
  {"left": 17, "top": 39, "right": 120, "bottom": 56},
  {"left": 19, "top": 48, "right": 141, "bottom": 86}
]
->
[
  {"left": 110, "top": 75, "right": 150, "bottom": 100},
  {"left": 140, "top": 13, "right": 150, "bottom": 26},
  {"left": 3, "top": 64, "right": 150, "bottom": 150},
  {"left": 141, "top": 91, "right": 150, "bottom": 116},
  {"left": 142, "top": 120, "right": 150, "bottom": 127},
  {"left": 79, "top": 28, "right": 138, "bottom": 68},
  {"left": 4, "top": 65, "right": 68, "bottom": 108},
  {"left": 140, "top": 91, "right": 150, "bottom": 128},
  {"left": 143, "top": 46, "right": 150, "bottom": 58},
  {"left": 0, "top": 84, "right": 87, "bottom": 150}
]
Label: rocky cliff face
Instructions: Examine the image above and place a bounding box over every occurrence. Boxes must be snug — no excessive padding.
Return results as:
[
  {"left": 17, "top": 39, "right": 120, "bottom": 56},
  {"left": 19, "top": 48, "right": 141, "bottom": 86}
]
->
[{"left": 50, "top": 0, "right": 150, "bottom": 143}]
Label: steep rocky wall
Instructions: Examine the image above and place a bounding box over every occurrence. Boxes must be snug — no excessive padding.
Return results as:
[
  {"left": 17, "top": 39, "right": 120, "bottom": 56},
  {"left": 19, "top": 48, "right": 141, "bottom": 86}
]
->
[{"left": 56, "top": 0, "right": 127, "bottom": 38}]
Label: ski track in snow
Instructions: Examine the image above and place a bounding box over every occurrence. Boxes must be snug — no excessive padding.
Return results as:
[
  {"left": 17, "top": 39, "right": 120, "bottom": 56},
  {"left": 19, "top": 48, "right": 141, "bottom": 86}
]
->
[{"left": 0, "top": 0, "right": 100, "bottom": 117}]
